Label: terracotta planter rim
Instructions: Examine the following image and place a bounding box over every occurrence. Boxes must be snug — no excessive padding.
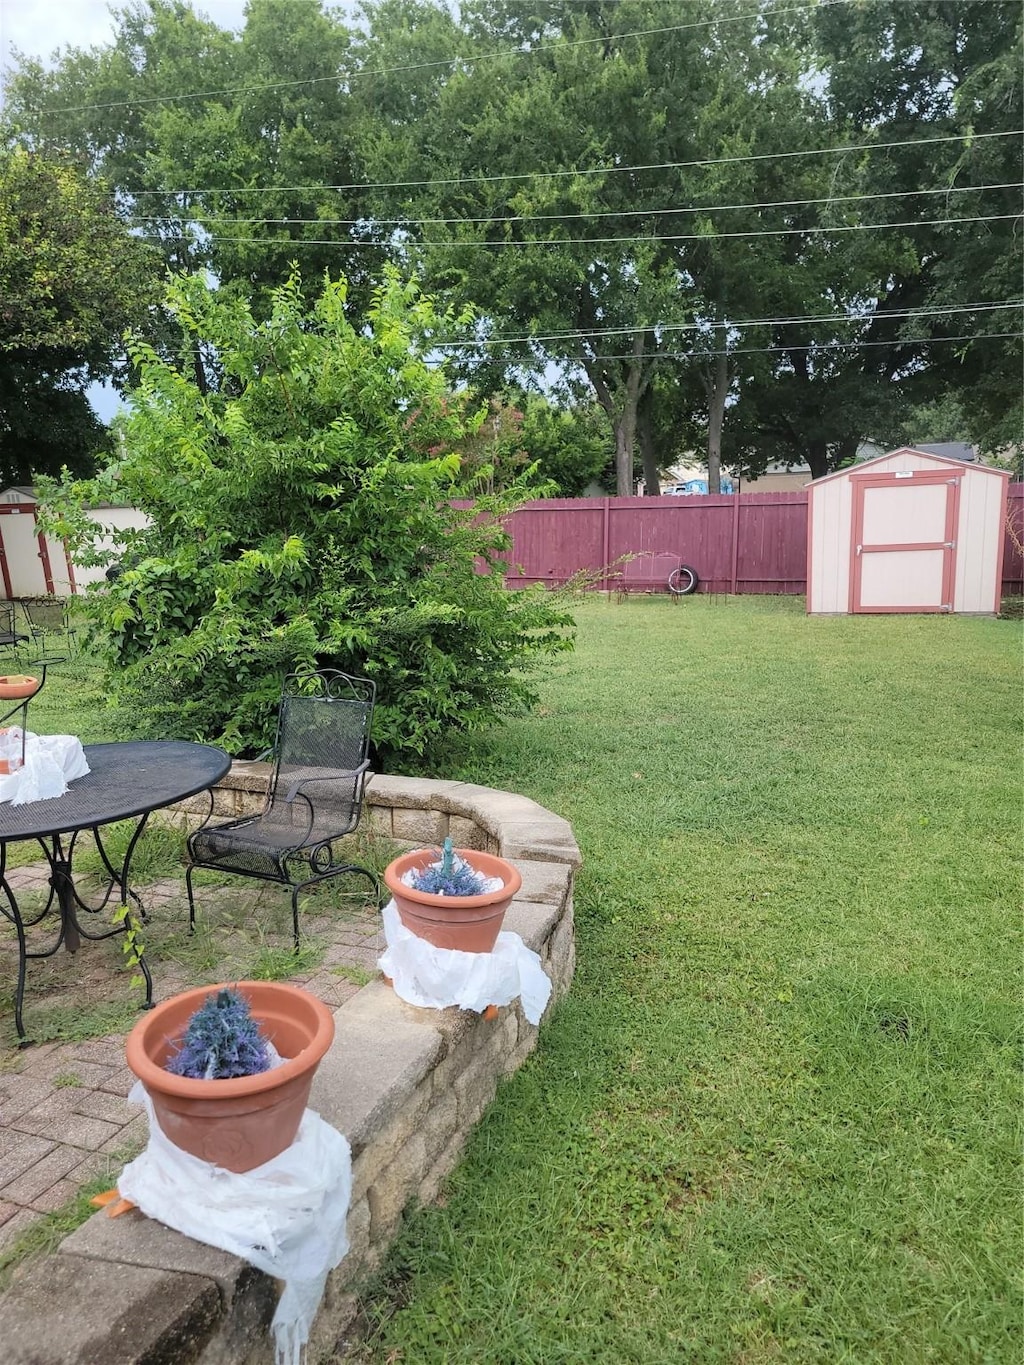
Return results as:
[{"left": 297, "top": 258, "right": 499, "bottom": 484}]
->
[
  {"left": 0, "top": 675, "right": 40, "bottom": 699},
  {"left": 126, "top": 980, "right": 335, "bottom": 1102},
  {"left": 383, "top": 848, "right": 522, "bottom": 911}
]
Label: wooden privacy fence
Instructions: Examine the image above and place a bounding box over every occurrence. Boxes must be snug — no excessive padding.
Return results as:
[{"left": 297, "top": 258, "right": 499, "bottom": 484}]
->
[{"left": 486, "top": 485, "right": 1024, "bottom": 597}]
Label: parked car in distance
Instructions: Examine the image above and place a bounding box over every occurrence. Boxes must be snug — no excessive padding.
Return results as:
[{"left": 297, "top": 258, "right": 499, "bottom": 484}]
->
[{"left": 665, "top": 477, "right": 735, "bottom": 495}]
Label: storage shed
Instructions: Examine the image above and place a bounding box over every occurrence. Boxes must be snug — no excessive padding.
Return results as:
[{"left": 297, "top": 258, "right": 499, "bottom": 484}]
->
[
  {"left": 807, "top": 447, "right": 1010, "bottom": 615},
  {"left": 0, "top": 487, "right": 150, "bottom": 599}
]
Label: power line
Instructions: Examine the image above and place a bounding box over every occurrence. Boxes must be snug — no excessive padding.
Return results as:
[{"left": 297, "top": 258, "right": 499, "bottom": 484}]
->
[
  {"left": 34, "top": 3, "right": 851, "bottom": 116},
  {"left": 425, "top": 302, "right": 1022, "bottom": 349},
  {"left": 129, "top": 129, "right": 1022, "bottom": 198},
  {"left": 138, "top": 211, "right": 1021, "bottom": 250},
  {"left": 131, "top": 181, "right": 1024, "bottom": 229},
  {"left": 430, "top": 331, "right": 1023, "bottom": 367}
]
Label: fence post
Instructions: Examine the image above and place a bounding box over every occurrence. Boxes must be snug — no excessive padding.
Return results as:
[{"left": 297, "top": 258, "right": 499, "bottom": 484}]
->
[
  {"left": 601, "top": 497, "right": 611, "bottom": 592},
  {"left": 730, "top": 493, "right": 741, "bottom": 595}
]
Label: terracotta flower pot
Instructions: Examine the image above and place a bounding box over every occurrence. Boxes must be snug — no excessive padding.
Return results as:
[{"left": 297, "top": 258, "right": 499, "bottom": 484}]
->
[
  {"left": 125, "top": 981, "right": 334, "bottom": 1173},
  {"left": 0, "top": 675, "right": 40, "bottom": 700},
  {"left": 383, "top": 848, "right": 522, "bottom": 953}
]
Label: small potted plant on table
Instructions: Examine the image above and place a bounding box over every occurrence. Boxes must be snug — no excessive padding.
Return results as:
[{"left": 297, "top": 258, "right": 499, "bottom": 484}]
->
[
  {"left": 125, "top": 981, "right": 334, "bottom": 1172},
  {"left": 383, "top": 837, "right": 522, "bottom": 952}
]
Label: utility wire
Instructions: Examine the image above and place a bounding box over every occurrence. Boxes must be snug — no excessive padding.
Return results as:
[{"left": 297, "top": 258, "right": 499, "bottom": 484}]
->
[
  {"left": 425, "top": 302, "right": 1023, "bottom": 349},
  {"left": 137, "top": 211, "right": 1021, "bottom": 249},
  {"left": 129, "top": 129, "right": 1022, "bottom": 197},
  {"left": 428, "top": 331, "right": 1024, "bottom": 367},
  {"left": 35, "top": 2, "right": 853, "bottom": 116},
  {"left": 131, "top": 181, "right": 1024, "bottom": 229}
]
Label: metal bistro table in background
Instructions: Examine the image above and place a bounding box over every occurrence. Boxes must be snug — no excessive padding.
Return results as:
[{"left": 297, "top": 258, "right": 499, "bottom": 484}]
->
[{"left": 0, "top": 741, "right": 231, "bottom": 1044}]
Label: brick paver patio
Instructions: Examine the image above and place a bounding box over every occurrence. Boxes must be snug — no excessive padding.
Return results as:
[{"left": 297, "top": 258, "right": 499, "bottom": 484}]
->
[{"left": 0, "top": 857, "right": 384, "bottom": 1258}]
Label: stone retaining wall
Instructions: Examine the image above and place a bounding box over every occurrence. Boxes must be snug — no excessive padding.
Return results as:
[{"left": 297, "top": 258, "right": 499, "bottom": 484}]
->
[{"left": 0, "top": 771, "right": 580, "bottom": 1365}]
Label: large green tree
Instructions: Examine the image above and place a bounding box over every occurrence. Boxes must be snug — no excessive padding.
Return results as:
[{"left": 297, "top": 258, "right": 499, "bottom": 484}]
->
[
  {"left": 4, "top": 0, "right": 372, "bottom": 325},
  {"left": 728, "top": 0, "right": 1024, "bottom": 474},
  {"left": 6, "top": 0, "right": 1019, "bottom": 483},
  {"left": 0, "top": 147, "right": 158, "bottom": 483}
]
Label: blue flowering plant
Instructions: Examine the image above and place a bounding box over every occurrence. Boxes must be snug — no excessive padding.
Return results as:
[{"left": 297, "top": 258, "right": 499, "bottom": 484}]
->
[
  {"left": 166, "top": 987, "right": 273, "bottom": 1080},
  {"left": 410, "top": 838, "right": 489, "bottom": 897}
]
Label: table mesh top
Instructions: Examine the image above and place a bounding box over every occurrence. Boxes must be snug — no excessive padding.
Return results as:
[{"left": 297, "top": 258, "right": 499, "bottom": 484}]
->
[{"left": 0, "top": 741, "right": 232, "bottom": 841}]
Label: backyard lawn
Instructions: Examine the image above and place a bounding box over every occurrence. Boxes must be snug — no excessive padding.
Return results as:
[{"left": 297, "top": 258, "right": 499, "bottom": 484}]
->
[{"left": 346, "top": 595, "right": 1021, "bottom": 1364}]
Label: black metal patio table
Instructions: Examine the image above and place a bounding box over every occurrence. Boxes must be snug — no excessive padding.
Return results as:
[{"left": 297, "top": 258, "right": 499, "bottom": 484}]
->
[{"left": 0, "top": 741, "right": 231, "bottom": 1044}]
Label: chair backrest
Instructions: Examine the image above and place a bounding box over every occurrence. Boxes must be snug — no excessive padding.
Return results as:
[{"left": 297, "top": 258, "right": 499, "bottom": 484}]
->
[
  {"left": 23, "top": 599, "right": 68, "bottom": 631},
  {"left": 620, "top": 552, "right": 677, "bottom": 591},
  {"left": 0, "top": 602, "right": 17, "bottom": 637},
  {"left": 268, "top": 671, "right": 376, "bottom": 831}
]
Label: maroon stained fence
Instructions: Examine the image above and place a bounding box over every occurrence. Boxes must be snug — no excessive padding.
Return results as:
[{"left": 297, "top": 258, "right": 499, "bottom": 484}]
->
[
  {"left": 1005, "top": 483, "right": 1024, "bottom": 593},
  {"left": 486, "top": 483, "right": 1024, "bottom": 598}
]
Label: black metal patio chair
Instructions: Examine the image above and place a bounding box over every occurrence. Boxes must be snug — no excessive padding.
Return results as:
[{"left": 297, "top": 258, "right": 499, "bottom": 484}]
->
[
  {"left": 21, "top": 598, "right": 77, "bottom": 660},
  {"left": 0, "top": 602, "right": 30, "bottom": 665},
  {"left": 185, "top": 670, "right": 379, "bottom": 949}
]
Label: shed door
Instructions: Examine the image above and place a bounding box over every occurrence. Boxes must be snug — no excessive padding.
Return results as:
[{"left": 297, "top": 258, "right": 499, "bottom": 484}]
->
[{"left": 850, "top": 473, "right": 960, "bottom": 613}]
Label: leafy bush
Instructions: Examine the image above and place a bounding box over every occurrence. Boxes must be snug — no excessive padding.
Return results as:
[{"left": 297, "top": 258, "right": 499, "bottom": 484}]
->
[{"left": 40, "top": 270, "right": 574, "bottom": 766}]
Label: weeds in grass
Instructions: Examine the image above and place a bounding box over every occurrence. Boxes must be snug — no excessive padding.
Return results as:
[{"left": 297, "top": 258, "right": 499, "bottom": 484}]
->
[
  {"left": 246, "top": 939, "right": 325, "bottom": 981},
  {"left": 0, "top": 1142, "right": 144, "bottom": 1291},
  {"left": 75, "top": 818, "right": 188, "bottom": 885},
  {"left": 331, "top": 965, "right": 373, "bottom": 987},
  {"left": 5, "top": 999, "right": 140, "bottom": 1049}
]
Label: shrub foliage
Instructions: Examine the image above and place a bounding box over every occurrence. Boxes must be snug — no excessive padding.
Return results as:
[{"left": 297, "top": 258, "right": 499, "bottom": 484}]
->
[{"left": 42, "top": 271, "right": 574, "bottom": 765}]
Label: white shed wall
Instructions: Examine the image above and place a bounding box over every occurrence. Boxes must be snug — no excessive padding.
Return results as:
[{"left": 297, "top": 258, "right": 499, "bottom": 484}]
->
[
  {"left": 953, "top": 467, "right": 1005, "bottom": 613},
  {"left": 808, "top": 475, "right": 852, "bottom": 612},
  {"left": 808, "top": 449, "right": 1009, "bottom": 615},
  {"left": 2, "top": 513, "right": 47, "bottom": 598}
]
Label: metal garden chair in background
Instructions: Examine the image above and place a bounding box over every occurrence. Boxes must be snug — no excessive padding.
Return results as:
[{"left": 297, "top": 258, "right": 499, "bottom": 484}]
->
[
  {"left": 0, "top": 602, "right": 30, "bottom": 665},
  {"left": 21, "top": 598, "right": 77, "bottom": 661},
  {"left": 185, "top": 670, "right": 379, "bottom": 949}
]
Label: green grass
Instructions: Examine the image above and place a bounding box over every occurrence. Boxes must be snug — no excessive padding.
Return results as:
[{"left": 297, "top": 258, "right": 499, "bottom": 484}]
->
[
  {"left": 348, "top": 596, "right": 1022, "bottom": 1365},
  {"left": 10, "top": 654, "right": 116, "bottom": 744}
]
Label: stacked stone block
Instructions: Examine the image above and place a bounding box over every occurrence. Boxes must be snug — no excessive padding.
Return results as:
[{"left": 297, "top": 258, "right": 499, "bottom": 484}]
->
[{"left": 0, "top": 770, "right": 580, "bottom": 1365}]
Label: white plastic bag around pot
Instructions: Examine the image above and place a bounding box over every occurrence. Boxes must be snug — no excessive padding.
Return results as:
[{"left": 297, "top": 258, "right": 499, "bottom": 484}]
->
[
  {"left": 378, "top": 900, "right": 552, "bottom": 1025},
  {"left": 118, "top": 1084, "right": 352, "bottom": 1365}
]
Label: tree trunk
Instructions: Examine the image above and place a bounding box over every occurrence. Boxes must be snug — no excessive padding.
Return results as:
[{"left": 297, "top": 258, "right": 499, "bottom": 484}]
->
[
  {"left": 706, "top": 332, "right": 729, "bottom": 494},
  {"left": 614, "top": 405, "right": 637, "bottom": 496},
  {"left": 583, "top": 350, "right": 645, "bottom": 497},
  {"left": 806, "top": 438, "right": 829, "bottom": 480},
  {"left": 637, "top": 386, "right": 661, "bottom": 496}
]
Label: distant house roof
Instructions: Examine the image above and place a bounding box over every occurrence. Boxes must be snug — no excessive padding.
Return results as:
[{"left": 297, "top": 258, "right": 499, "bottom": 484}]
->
[{"left": 905, "top": 442, "right": 976, "bottom": 462}]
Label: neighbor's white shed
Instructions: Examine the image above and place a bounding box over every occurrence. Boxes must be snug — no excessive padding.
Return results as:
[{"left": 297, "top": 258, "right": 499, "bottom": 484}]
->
[
  {"left": 807, "top": 447, "right": 1010, "bottom": 615},
  {"left": 0, "top": 487, "right": 151, "bottom": 599}
]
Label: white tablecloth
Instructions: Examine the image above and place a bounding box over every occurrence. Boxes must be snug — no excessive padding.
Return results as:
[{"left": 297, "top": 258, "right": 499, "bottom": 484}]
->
[{"left": 0, "top": 730, "right": 89, "bottom": 805}]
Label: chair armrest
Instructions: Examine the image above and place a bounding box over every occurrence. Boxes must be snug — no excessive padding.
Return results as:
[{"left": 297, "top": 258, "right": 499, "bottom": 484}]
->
[{"left": 283, "top": 758, "right": 370, "bottom": 804}]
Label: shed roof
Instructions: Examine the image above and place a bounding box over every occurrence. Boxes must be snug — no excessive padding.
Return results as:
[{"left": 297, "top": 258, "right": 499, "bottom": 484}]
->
[{"left": 809, "top": 447, "right": 1011, "bottom": 487}]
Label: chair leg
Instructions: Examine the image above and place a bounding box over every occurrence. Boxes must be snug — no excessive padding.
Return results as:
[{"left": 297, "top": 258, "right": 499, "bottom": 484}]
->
[
  {"left": 290, "top": 884, "right": 303, "bottom": 954},
  {"left": 289, "top": 863, "right": 381, "bottom": 952},
  {"left": 185, "top": 863, "right": 198, "bottom": 935}
]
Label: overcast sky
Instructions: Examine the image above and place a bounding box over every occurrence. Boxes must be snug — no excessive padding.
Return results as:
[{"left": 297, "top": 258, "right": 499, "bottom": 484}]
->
[{"left": 0, "top": 0, "right": 250, "bottom": 75}]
